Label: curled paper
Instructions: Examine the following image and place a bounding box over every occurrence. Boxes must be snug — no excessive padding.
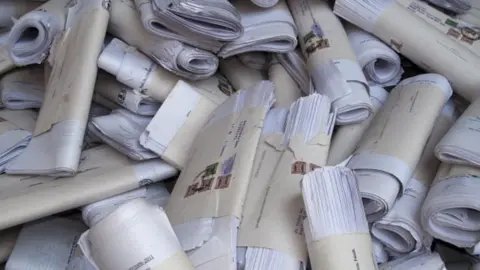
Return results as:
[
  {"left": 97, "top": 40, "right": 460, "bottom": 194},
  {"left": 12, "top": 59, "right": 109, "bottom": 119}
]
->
[
  {"left": 1, "top": 65, "right": 44, "bottom": 110},
  {"left": 0, "top": 145, "right": 177, "bottom": 230},
  {"left": 289, "top": 0, "right": 373, "bottom": 125},
  {"left": 378, "top": 252, "right": 447, "bottom": 270},
  {"left": 79, "top": 198, "right": 194, "bottom": 270},
  {"left": 218, "top": 0, "right": 297, "bottom": 58},
  {"left": 348, "top": 74, "right": 452, "bottom": 222},
  {"left": 346, "top": 24, "right": 403, "bottom": 87},
  {"left": 219, "top": 57, "right": 266, "bottom": 91},
  {"left": 372, "top": 101, "right": 457, "bottom": 256},
  {"left": 334, "top": 0, "right": 480, "bottom": 102},
  {"left": 268, "top": 57, "right": 302, "bottom": 108},
  {"left": 7, "top": 0, "right": 69, "bottom": 66},
  {"left": 302, "top": 167, "right": 376, "bottom": 270},
  {"left": 274, "top": 50, "right": 313, "bottom": 95},
  {"left": 109, "top": 0, "right": 218, "bottom": 80}
]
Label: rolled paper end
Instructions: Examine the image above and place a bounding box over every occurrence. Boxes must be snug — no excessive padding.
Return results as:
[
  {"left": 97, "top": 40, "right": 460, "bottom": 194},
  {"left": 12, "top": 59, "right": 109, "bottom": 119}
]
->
[
  {"left": 398, "top": 73, "right": 453, "bottom": 103},
  {"left": 98, "top": 38, "right": 128, "bottom": 76},
  {"left": 441, "top": 99, "right": 456, "bottom": 117},
  {"left": 369, "top": 85, "right": 389, "bottom": 104}
]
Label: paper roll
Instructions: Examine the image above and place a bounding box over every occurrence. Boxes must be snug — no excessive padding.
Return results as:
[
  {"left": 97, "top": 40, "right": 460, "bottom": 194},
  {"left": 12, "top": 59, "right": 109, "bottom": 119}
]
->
[
  {"left": 109, "top": 0, "right": 218, "bottom": 80},
  {"left": 378, "top": 252, "right": 447, "bottom": 270},
  {"left": 435, "top": 97, "right": 480, "bottom": 166},
  {"left": 7, "top": 0, "right": 69, "bottom": 66},
  {"left": 302, "top": 167, "right": 375, "bottom": 270},
  {"left": 348, "top": 74, "right": 452, "bottom": 222},
  {"left": 289, "top": 0, "right": 373, "bottom": 125},
  {"left": 0, "top": 145, "right": 177, "bottom": 230},
  {"left": 327, "top": 86, "right": 388, "bottom": 166},
  {"left": 346, "top": 24, "right": 403, "bottom": 87},
  {"left": 218, "top": 0, "right": 297, "bottom": 58},
  {"left": 334, "top": 0, "right": 480, "bottom": 102},
  {"left": 268, "top": 58, "right": 302, "bottom": 109},
  {"left": 79, "top": 198, "right": 194, "bottom": 270},
  {"left": 274, "top": 50, "right": 313, "bottom": 95},
  {"left": 219, "top": 57, "right": 266, "bottom": 91},
  {"left": 5, "top": 0, "right": 110, "bottom": 176}
]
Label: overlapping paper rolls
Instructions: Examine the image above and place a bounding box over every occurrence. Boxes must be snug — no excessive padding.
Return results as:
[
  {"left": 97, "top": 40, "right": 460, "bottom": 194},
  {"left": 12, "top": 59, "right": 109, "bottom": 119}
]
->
[
  {"left": 79, "top": 198, "right": 194, "bottom": 270},
  {"left": 0, "top": 65, "right": 44, "bottom": 110},
  {"left": 334, "top": 0, "right": 480, "bottom": 102},
  {"left": 425, "top": 0, "right": 472, "bottom": 13},
  {"left": 219, "top": 56, "right": 266, "bottom": 90},
  {"left": 288, "top": 0, "right": 372, "bottom": 125},
  {"left": 268, "top": 58, "right": 302, "bottom": 108},
  {"left": 372, "top": 100, "right": 457, "bottom": 255},
  {"left": 273, "top": 50, "right": 313, "bottom": 95},
  {"left": 347, "top": 74, "right": 452, "bottom": 222}
]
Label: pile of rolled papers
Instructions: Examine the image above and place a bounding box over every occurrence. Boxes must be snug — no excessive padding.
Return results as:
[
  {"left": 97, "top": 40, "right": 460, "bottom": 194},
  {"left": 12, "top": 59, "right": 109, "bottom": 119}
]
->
[{"left": 1, "top": 0, "right": 480, "bottom": 269}]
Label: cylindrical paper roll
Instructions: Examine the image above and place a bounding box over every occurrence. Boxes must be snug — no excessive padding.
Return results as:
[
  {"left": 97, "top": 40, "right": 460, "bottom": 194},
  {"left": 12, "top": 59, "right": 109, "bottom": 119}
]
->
[
  {"left": 334, "top": 0, "right": 480, "bottom": 102},
  {"left": 219, "top": 57, "right": 266, "bottom": 90},
  {"left": 327, "top": 86, "right": 388, "bottom": 165},
  {"left": 302, "top": 167, "right": 375, "bottom": 270},
  {"left": 435, "top": 97, "right": 480, "bottom": 166},
  {"left": 268, "top": 58, "right": 302, "bottom": 108},
  {"left": 79, "top": 198, "right": 194, "bottom": 270},
  {"left": 289, "top": 0, "right": 373, "bottom": 125},
  {"left": 348, "top": 74, "right": 452, "bottom": 222},
  {"left": 372, "top": 101, "right": 457, "bottom": 255}
]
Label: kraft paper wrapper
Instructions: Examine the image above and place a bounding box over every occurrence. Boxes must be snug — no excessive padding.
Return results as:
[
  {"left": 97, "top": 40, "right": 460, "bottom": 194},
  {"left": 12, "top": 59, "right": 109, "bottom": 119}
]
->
[
  {"left": 351, "top": 81, "right": 447, "bottom": 191},
  {"left": 166, "top": 108, "right": 267, "bottom": 225},
  {"left": 0, "top": 145, "right": 174, "bottom": 230},
  {"left": 373, "top": 2, "right": 480, "bottom": 101},
  {"left": 269, "top": 61, "right": 302, "bottom": 108},
  {"left": 0, "top": 109, "right": 37, "bottom": 134},
  {"left": 432, "top": 163, "right": 480, "bottom": 186},
  {"left": 219, "top": 57, "right": 265, "bottom": 90},
  {"left": 238, "top": 133, "right": 331, "bottom": 262},
  {"left": 308, "top": 233, "right": 377, "bottom": 270},
  {"left": 0, "top": 46, "right": 14, "bottom": 76},
  {"left": 34, "top": 2, "right": 109, "bottom": 135}
]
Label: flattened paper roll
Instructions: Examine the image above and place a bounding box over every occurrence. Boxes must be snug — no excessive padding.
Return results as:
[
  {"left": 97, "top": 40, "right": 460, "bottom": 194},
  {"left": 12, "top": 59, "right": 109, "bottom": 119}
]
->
[
  {"left": 348, "top": 74, "right": 452, "bottom": 222},
  {"left": 334, "top": 0, "right": 480, "bottom": 102},
  {"left": 289, "top": 0, "right": 373, "bottom": 125},
  {"left": 79, "top": 199, "right": 194, "bottom": 270}
]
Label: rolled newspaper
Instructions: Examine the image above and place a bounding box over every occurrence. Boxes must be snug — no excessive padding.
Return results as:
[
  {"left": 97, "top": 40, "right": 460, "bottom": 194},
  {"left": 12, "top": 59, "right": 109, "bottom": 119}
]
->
[
  {"left": 289, "top": 0, "right": 373, "bottom": 125},
  {"left": 424, "top": 0, "right": 472, "bottom": 13},
  {"left": 0, "top": 0, "right": 43, "bottom": 30},
  {"left": 273, "top": 50, "right": 313, "bottom": 95},
  {"left": 0, "top": 109, "right": 37, "bottom": 172},
  {"left": 0, "top": 145, "right": 177, "bottom": 230},
  {"left": 109, "top": 0, "right": 218, "bottom": 80},
  {"left": 0, "top": 227, "right": 20, "bottom": 264},
  {"left": 268, "top": 58, "right": 302, "bottom": 108},
  {"left": 218, "top": 0, "right": 297, "bottom": 58},
  {"left": 79, "top": 198, "right": 194, "bottom": 270},
  {"left": 5, "top": 217, "right": 86, "bottom": 270},
  {"left": 250, "top": 0, "right": 279, "bottom": 8},
  {"left": 347, "top": 74, "right": 452, "bottom": 222},
  {"left": 219, "top": 57, "right": 266, "bottom": 91},
  {"left": 346, "top": 24, "right": 403, "bottom": 87},
  {"left": 334, "top": 0, "right": 480, "bottom": 102},
  {"left": 5, "top": 0, "right": 110, "bottom": 176},
  {"left": 7, "top": 0, "right": 70, "bottom": 66},
  {"left": 302, "top": 167, "right": 376, "bottom": 270},
  {"left": 140, "top": 80, "right": 228, "bottom": 170},
  {"left": 141, "top": 0, "right": 242, "bottom": 53},
  {"left": 372, "top": 100, "right": 457, "bottom": 256},
  {"left": 435, "top": 97, "right": 480, "bottom": 167},
  {"left": 421, "top": 163, "right": 480, "bottom": 248},
  {"left": 378, "top": 252, "right": 447, "bottom": 270},
  {"left": 81, "top": 182, "right": 170, "bottom": 227},
  {"left": 1, "top": 65, "right": 44, "bottom": 110},
  {"left": 238, "top": 94, "right": 335, "bottom": 270},
  {"left": 327, "top": 86, "right": 388, "bottom": 166},
  {"left": 166, "top": 81, "right": 275, "bottom": 270}
]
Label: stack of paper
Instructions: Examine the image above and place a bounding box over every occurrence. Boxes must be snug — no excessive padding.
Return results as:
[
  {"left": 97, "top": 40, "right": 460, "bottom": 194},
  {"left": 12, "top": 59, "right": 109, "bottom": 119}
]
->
[
  {"left": 137, "top": 0, "right": 242, "bottom": 53},
  {"left": 1, "top": 65, "right": 44, "bottom": 110},
  {"left": 238, "top": 93, "right": 335, "bottom": 270},
  {"left": 346, "top": 24, "right": 403, "bottom": 87},
  {"left": 166, "top": 81, "right": 275, "bottom": 270},
  {"left": 302, "top": 167, "right": 376, "bottom": 270},
  {"left": 372, "top": 100, "right": 457, "bottom": 256},
  {"left": 378, "top": 252, "right": 447, "bottom": 270},
  {"left": 218, "top": 0, "right": 297, "bottom": 58},
  {"left": 268, "top": 57, "right": 302, "bottom": 108},
  {"left": 347, "top": 74, "right": 452, "bottom": 222},
  {"left": 289, "top": 0, "right": 373, "bottom": 125},
  {"left": 79, "top": 198, "right": 194, "bottom": 270},
  {"left": 109, "top": 0, "right": 218, "bottom": 80},
  {"left": 273, "top": 50, "right": 313, "bottom": 95}
]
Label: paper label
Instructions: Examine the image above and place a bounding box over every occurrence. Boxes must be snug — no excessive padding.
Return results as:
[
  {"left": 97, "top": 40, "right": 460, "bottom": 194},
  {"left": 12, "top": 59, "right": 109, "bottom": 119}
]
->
[
  {"left": 166, "top": 107, "right": 268, "bottom": 225},
  {"left": 308, "top": 233, "right": 378, "bottom": 270},
  {"left": 373, "top": 2, "right": 480, "bottom": 101},
  {"left": 238, "top": 134, "right": 331, "bottom": 262}
]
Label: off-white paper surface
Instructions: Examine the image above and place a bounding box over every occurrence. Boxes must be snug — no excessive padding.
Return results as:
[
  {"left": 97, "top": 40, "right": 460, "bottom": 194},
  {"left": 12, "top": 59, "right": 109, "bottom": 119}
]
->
[
  {"left": 348, "top": 74, "right": 452, "bottom": 222},
  {"left": 378, "top": 252, "right": 446, "bottom": 270},
  {"left": 0, "top": 227, "right": 20, "bottom": 264},
  {"left": 0, "top": 32, "right": 14, "bottom": 76},
  {"left": 274, "top": 50, "right": 313, "bottom": 95},
  {"left": 1, "top": 65, "right": 45, "bottom": 110},
  {"left": 0, "top": 0, "right": 44, "bottom": 31},
  {"left": 219, "top": 56, "right": 266, "bottom": 91},
  {"left": 5, "top": 1, "right": 110, "bottom": 176},
  {"left": 289, "top": 0, "right": 373, "bottom": 125},
  {"left": 334, "top": 0, "right": 480, "bottom": 102},
  {"left": 0, "top": 145, "right": 177, "bottom": 231},
  {"left": 269, "top": 58, "right": 302, "bottom": 109}
]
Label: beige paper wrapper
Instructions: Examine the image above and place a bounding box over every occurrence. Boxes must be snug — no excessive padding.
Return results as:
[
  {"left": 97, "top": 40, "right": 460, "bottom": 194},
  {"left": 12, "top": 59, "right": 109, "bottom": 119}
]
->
[
  {"left": 219, "top": 57, "right": 265, "bottom": 90},
  {"left": 0, "top": 46, "right": 14, "bottom": 76},
  {"left": 0, "top": 109, "right": 37, "bottom": 134},
  {"left": 269, "top": 61, "right": 302, "bottom": 108},
  {"left": 372, "top": 2, "right": 480, "bottom": 101},
  {"left": 150, "top": 252, "right": 194, "bottom": 270},
  {"left": 0, "top": 227, "right": 20, "bottom": 264},
  {"left": 308, "top": 233, "right": 377, "bottom": 270},
  {"left": 238, "top": 133, "right": 331, "bottom": 262},
  {"left": 166, "top": 108, "right": 267, "bottom": 225}
]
